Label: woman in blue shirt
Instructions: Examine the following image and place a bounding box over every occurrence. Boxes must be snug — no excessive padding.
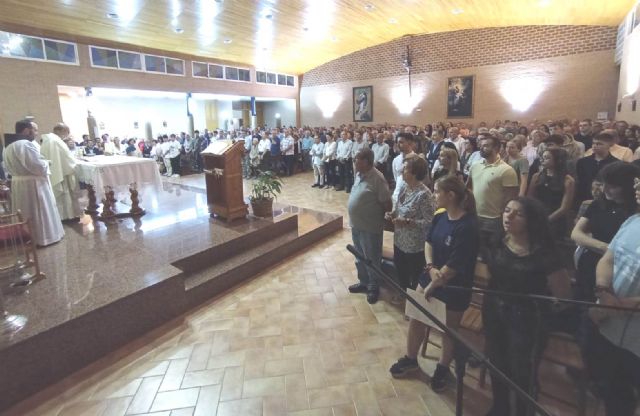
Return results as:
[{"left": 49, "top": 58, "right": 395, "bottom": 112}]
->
[{"left": 390, "top": 176, "right": 479, "bottom": 392}]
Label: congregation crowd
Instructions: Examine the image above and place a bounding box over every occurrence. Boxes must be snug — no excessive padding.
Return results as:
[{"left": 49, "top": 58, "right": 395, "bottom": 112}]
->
[
  {"left": 332, "top": 118, "right": 640, "bottom": 416},
  {"left": 6, "top": 116, "right": 640, "bottom": 416}
]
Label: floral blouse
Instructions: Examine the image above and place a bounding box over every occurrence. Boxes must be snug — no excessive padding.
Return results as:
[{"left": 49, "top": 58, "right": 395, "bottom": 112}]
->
[{"left": 392, "top": 182, "right": 436, "bottom": 253}]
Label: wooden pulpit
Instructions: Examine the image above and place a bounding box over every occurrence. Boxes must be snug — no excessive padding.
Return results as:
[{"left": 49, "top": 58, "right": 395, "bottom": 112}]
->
[{"left": 202, "top": 141, "right": 248, "bottom": 222}]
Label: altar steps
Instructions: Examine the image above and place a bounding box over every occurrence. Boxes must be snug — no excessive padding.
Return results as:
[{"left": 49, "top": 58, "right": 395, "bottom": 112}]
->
[{"left": 182, "top": 213, "right": 343, "bottom": 308}]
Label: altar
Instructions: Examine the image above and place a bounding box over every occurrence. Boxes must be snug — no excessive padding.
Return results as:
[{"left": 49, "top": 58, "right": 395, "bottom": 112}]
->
[{"left": 74, "top": 155, "right": 162, "bottom": 220}]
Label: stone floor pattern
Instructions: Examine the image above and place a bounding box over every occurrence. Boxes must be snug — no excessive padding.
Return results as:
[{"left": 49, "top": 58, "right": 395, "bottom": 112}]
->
[{"left": 6, "top": 172, "right": 505, "bottom": 416}]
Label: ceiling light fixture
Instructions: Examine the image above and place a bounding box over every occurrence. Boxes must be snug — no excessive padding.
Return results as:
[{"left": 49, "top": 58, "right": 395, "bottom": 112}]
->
[
  {"left": 451, "top": 8, "right": 464, "bottom": 14},
  {"left": 331, "top": 36, "right": 338, "bottom": 42},
  {"left": 303, "top": 27, "right": 309, "bottom": 31},
  {"left": 264, "top": 13, "right": 273, "bottom": 19},
  {"left": 223, "top": 38, "right": 232, "bottom": 44},
  {"left": 174, "top": 28, "right": 184, "bottom": 33},
  {"left": 106, "top": 12, "right": 119, "bottom": 19},
  {"left": 538, "top": 0, "right": 551, "bottom": 6},
  {"left": 388, "top": 18, "right": 398, "bottom": 24},
  {"left": 364, "top": 3, "right": 375, "bottom": 11}
]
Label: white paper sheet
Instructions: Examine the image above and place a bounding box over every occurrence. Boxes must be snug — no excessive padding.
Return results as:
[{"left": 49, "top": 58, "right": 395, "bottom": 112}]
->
[{"left": 404, "top": 288, "right": 447, "bottom": 331}]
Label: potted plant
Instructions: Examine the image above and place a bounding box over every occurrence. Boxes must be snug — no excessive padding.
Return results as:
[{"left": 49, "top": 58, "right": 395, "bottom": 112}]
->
[{"left": 249, "top": 170, "right": 283, "bottom": 217}]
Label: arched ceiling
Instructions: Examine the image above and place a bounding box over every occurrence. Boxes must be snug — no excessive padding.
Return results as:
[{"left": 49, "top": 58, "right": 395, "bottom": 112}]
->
[{"left": 0, "top": 0, "right": 634, "bottom": 75}]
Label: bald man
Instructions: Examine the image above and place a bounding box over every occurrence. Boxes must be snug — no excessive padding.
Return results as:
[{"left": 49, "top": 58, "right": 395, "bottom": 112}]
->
[{"left": 40, "top": 123, "right": 82, "bottom": 220}]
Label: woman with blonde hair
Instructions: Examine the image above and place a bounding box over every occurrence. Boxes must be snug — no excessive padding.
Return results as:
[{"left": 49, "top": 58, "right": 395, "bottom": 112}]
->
[
  {"left": 505, "top": 138, "right": 529, "bottom": 196},
  {"left": 433, "top": 147, "right": 463, "bottom": 183}
]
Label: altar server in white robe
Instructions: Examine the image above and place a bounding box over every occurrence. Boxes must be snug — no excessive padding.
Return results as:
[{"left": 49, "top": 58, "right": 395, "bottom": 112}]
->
[
  {"left": 5, "top": 120, "right": 64, "bottom": 246},
  {"left": 40, "top": 123, "right": 82, "bottom": 220}
]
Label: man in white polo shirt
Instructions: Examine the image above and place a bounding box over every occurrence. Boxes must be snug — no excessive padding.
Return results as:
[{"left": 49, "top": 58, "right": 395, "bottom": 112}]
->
[{"left": 467, "top": 134, "right": 518, "bottom": 248}]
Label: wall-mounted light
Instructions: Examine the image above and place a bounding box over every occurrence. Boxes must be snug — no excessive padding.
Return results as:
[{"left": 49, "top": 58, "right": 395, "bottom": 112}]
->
[
  {"left": 275, "top": 113, "right": 281, "bottom": 119},
  {"left": 315, "top": 91, "right": 342, "bottom": 118},
  {"left": 500, "top": 77, "right": 545, "bottom": 112},
  {"left": 391, "top": 85, "right": 424, "bottom": 115}
]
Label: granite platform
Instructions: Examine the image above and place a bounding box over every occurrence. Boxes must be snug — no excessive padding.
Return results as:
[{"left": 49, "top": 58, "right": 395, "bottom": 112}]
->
[{"left": 0, "top": 178, "right": 343, "bottom": 411}]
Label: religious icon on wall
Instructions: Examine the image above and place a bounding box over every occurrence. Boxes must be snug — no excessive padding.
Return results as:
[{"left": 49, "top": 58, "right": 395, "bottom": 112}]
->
[
  {"left": 447, "top": 76, "right": 474, "bottom": 118},
  {"left": 353, "top": 86, "right": 373, "bottom": 122}
]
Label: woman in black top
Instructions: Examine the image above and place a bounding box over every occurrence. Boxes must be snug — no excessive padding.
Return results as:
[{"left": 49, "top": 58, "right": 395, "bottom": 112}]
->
[
  {"left": 528, "top": 147, "right": 575, "bottom": 239},
  {"left": 571, "top": 162, "right": 640, "bottom": 301},
  {"left": 483, "top": 197, "right": 571, "bottom": 416}
]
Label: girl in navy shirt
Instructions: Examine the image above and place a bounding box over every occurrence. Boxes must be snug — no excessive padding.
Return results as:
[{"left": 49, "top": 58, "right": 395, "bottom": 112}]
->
[{"left": 390, "top": 176, "right": 479, "bottom": 392}]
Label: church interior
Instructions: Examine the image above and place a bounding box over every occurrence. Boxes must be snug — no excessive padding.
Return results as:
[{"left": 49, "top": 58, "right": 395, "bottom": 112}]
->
[{"left": 1, "top": 1, "right": 640, "bottom": 415}]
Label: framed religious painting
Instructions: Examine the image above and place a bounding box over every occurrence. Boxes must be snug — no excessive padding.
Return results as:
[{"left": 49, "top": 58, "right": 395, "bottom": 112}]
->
[
  {"left": 446, "top": 75, "right": 474, "bottom": 118},
  {"left": 353, "top": 86, "right": 373, "bottom": 122}
]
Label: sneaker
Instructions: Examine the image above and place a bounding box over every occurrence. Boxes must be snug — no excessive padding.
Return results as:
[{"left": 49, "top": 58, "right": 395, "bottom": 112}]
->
[
  {"left": 348, "top": 283, "right": 368, "bottom": 293},
  {"left": 389, "top": 356, "right": 419, "bottom": 378},
  {"left": 311, "top": 183, "right": 319, "bottom": 188},
  {"left": 172, "top": 174, "right": 180, "bottom": 178},
  {"left": 430, "top": 363, "right": 452, "bottom": 392}
]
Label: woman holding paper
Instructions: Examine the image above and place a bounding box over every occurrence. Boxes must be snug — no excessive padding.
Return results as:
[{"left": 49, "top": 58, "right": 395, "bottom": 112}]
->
[{"left": 389, "top": 176, "right": 479, "bottom": 393}]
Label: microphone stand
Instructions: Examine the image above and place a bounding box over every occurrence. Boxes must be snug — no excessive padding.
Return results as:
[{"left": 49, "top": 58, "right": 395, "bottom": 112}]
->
[{"left": 346, "top": 244, "right": 553, "bottom": 416}]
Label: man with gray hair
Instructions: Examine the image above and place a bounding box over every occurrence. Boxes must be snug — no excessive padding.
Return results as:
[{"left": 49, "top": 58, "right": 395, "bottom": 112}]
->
[{"left": 347, "top": 148, "right": 392, "bottom": 304}]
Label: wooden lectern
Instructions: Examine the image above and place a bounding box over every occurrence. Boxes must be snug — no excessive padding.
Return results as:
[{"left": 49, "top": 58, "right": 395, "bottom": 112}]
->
[{"left": 202, "top": 141, "right": 248, "bottom": 222}]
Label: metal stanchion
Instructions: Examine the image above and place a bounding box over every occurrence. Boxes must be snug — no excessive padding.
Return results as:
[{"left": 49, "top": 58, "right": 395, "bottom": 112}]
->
[{"left": 346, "top": 244, "right": 554, "bottom": 416}]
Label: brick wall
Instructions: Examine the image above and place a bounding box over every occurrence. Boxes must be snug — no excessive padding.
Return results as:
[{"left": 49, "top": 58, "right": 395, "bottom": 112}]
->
[{"left": 302, "top": 26, "right": 617, "bottom": 87}]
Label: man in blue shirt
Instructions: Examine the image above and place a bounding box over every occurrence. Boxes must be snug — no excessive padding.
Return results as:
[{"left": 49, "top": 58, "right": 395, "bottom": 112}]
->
[
  {"left": 270, "top": 128, "right": 281, "bottom": 174},
  {"left": 301, "top": 130, "right": 314, "bottom": 171}
]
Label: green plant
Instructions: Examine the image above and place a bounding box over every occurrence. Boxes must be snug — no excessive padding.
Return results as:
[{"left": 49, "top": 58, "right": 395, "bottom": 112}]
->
[{"left": 249, "top": 170, "right": 283, "bottom": 202}]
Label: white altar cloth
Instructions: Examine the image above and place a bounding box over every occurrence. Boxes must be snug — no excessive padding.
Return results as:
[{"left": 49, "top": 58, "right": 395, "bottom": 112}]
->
[{"left": 75, "top": 156, "right": 162, "bottom": 199}]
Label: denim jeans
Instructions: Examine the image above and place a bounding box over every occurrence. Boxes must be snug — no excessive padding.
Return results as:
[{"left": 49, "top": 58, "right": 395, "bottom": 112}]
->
[{"left": 351, "top": 228, "right": 383, "bottom": 290}]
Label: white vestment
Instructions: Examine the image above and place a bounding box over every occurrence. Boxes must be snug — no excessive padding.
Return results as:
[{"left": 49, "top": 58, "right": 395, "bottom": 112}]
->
[
  {"left": 40, "top": 133, "right": 82, "bottom": 220},
  {"left": 5, "top": 139, "right": 64, "bottom": 246}
]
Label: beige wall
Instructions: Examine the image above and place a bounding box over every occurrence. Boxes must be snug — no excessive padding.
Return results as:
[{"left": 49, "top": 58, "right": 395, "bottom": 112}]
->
[
  {"left": 0, "top": 42, "right": 298, "bottom": 138},
  {"left": 300, "top": 50, "right": 619, "bottom": 127},
  {"left": 616, "top": 24, "right": 640, "bottom": 124}
]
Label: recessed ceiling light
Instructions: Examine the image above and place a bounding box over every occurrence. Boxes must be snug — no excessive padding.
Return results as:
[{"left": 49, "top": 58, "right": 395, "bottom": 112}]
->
[
  {"left": 451, "top": 8, "right": 464, "bottom": 14},
  {"left": 106, "top": 13, "right": 119, "bottom": 19},
  {"left": 388, "top": 18, "right": 398, "bottom": 24},
  {"left": 538, "top": 0, "right": 551, "bottom": 6},
  {"left": 262, "top": 47, "right": 268, "bottom": 51},
  {"left": 264, "top": 13, "right": 273, "bottom": 19},
  {"left": 331, "top": 36, "right": 338, "bottom": 42},
  {"left": 303, "top": 27, "right": 309, "bottom": 31},
  {"left": 364, "top": 3, "right": 375, "bottom": 11},
  {"left": 223, "top": 38, "right": 232, "bottom": 44},
  {"left": 174, "top": 28, "right": 184, "bottom": 34}
]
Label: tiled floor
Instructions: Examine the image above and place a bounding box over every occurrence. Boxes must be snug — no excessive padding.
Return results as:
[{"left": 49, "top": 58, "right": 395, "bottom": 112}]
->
[{"left": 4, "top": 172, "right": 584, "bottom": 416}]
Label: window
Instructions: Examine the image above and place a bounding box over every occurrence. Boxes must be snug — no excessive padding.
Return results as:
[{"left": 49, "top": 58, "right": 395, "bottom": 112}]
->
[
  {"left": 239, "top": 68, "right": 251, "bottom": 82},
  {"left": 165, "top": 58, "right": 184, "bottom": 75},
  {"left": 44, "top": 40, "right": 77, "bottom": 63},
  {"left": 192, "top": 61, "right": 208, "bottom": 78},
  {"left": 144, "top": 55, "right": 166, "bottom": 72},
  {"left": 225, "top": 66, "right": 239, "bottom": 80},
  {"left": 117, "top": 50, "right": 142, "bottom": 70},
  {"left": 91, "top": 47, "right": 118, "bottom": 68},
  {"left": 256, "top": 70, "right": 293, "bottom": 87},
  {"left": 209, "top": 64, "right": 224, "bottom": 79},
  {"left": 0, "top": 31, "right": 78, "bottom": 65}
]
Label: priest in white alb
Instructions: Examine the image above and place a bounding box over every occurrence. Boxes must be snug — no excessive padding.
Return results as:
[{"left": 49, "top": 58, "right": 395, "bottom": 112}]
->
[
  {"left": 40, "top": 123, "right": 82, "bottom": 220},
  {"left": 5, "top": 119, "right": 64, "bottom": 246}
]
